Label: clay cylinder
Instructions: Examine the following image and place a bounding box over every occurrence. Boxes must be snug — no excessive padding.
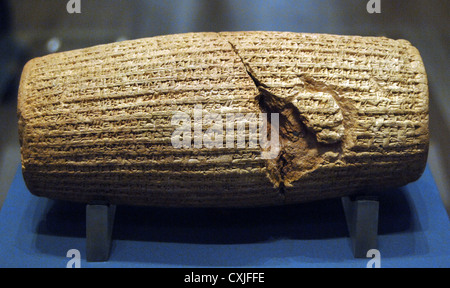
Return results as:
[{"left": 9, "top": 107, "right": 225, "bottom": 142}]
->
[{"left": 18, "top": 32, "right": 429, "bottom": 207}]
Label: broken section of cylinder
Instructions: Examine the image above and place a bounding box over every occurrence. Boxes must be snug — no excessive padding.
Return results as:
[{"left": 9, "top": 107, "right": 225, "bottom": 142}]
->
[{"left": 226, "top": 37, "right": 348, "bottom": 192}]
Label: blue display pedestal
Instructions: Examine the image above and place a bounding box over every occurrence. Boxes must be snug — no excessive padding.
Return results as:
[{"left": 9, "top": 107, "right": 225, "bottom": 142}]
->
[{"left": 0, "top": 165, "right": 449, "bottom": 268}]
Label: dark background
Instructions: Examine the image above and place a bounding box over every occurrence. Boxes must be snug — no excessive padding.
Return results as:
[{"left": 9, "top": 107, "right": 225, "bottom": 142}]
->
[{"left": 0, "top": 0, "right": 448, "bottom": 215}]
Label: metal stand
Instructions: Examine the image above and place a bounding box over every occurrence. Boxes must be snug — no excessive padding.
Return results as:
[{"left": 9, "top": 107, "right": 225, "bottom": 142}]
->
[
  {"left": 86, "top": 204, "right": 116, "bottom": 262},
  {"left": 83, "top": 197, "right": 378, "bottom": 261},
  {"left": 341, "top": 196, "right": 379, "bottom": 258}
]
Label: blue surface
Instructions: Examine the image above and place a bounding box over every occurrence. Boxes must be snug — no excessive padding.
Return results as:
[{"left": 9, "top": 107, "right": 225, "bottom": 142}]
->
[{"left": 0, "top": 165, "right": 449, "bottom": 268}]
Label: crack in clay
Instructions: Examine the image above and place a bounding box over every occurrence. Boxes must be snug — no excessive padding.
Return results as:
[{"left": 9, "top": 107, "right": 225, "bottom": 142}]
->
[
  {"left": 227, "top": 41, "right": 265, "bottom": 88},
  {"left": 225, "top": 37, "right": 346, "bottom": 199}
]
